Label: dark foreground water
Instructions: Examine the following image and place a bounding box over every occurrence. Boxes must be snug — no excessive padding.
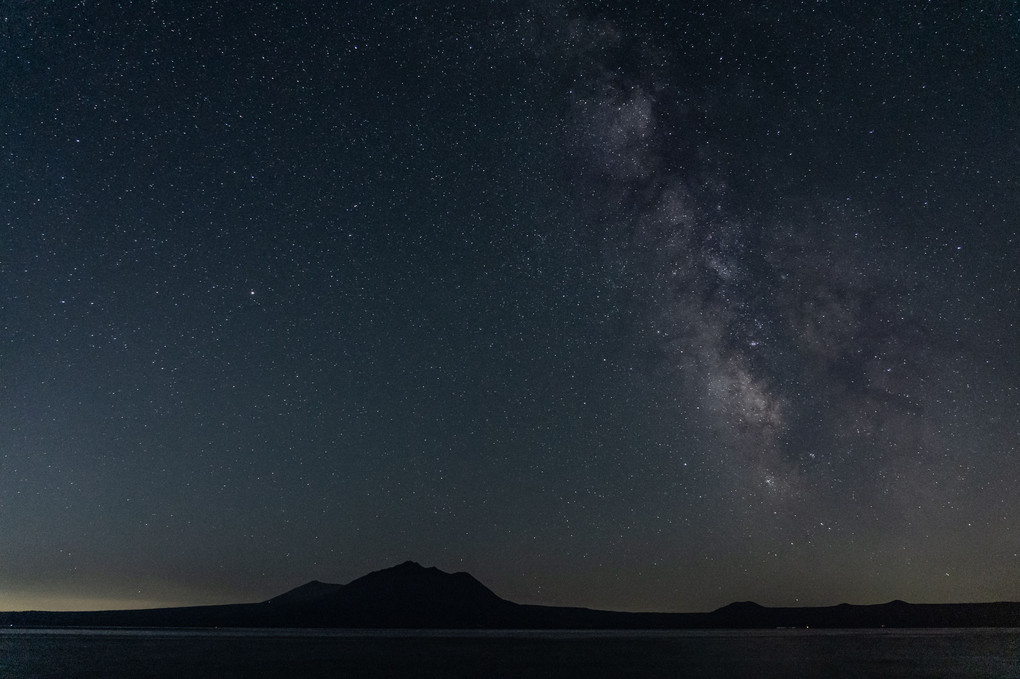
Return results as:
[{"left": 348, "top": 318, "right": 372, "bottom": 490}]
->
[{"left": 1, "top": 628, "right": 1018, "bottom": 678}]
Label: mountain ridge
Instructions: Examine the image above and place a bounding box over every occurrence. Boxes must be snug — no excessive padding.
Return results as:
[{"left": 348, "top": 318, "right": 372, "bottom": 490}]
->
[{"left": 3, "top": 561, "right": 1018, "bottom": 629}]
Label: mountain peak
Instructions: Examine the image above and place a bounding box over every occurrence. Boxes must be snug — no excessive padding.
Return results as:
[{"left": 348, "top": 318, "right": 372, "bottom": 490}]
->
[
  {"left": 265, "top": 579, "right": 343, "bottom": 605},
  {"left": 346, "top": 562, "right": 503, "bottom": 603},
  {"left": 714, "top": 601, "right": 765, "bottom": 613},
  {"left": 392, "top": 560, "right": 426, "bottom": 571}
]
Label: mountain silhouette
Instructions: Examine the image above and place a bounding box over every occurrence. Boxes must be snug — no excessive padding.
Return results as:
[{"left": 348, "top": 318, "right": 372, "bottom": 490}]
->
[
  {"left": 2, "top": 561, "right": 1018, "bottom": 629},
  {"left": 261, "top": 561, "right": 513, "bottom": 627}
]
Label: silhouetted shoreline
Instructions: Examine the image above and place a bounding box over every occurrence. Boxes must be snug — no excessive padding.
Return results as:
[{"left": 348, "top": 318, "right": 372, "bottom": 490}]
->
[{"left": 4, "top": 562, "right": 1018, "bottom": 629}]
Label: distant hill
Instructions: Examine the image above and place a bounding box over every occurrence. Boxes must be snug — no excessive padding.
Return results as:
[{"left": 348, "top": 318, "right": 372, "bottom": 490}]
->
[{"left": 3, "top": 561, "right": 1018, "bottom": 629}]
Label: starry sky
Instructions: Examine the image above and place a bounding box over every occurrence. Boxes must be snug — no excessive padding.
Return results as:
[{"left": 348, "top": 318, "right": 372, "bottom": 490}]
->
[{"left": 2, "top": 1, "right": 1017, "bottom": 614}]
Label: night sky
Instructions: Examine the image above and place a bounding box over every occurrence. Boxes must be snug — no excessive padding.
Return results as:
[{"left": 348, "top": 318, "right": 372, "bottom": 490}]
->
[{"left": 2, "top": 1, "right": 1017, "bottom": 614}]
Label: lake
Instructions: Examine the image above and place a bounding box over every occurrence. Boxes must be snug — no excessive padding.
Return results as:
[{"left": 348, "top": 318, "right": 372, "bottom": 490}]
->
[{"left": 1, "top": 627, "right": 1018, "bottom": 678}]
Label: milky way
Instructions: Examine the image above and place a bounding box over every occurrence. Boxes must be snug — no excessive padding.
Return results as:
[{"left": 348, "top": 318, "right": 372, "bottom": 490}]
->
[
  {"left": 570, "top": 26, "right": 873, "bottom": 495},
  {"left": 558, "top": 4, "right": 1017, "bottom": 603}
]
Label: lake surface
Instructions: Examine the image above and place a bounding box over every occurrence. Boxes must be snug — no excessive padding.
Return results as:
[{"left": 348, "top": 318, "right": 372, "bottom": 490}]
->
[{"left": 1, "top": 627, "right": 1018, "bottom": 678}]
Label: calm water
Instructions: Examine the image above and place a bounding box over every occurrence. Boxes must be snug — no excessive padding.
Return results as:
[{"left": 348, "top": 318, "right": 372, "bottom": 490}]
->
[{"left": 0, "top": 627, "right": 1017, "bottom": 678}]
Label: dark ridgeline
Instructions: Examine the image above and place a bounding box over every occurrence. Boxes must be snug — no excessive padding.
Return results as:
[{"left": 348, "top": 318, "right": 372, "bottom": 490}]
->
[{"left": 2, "top": 562, "right": 1018, "bottom": 629}]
